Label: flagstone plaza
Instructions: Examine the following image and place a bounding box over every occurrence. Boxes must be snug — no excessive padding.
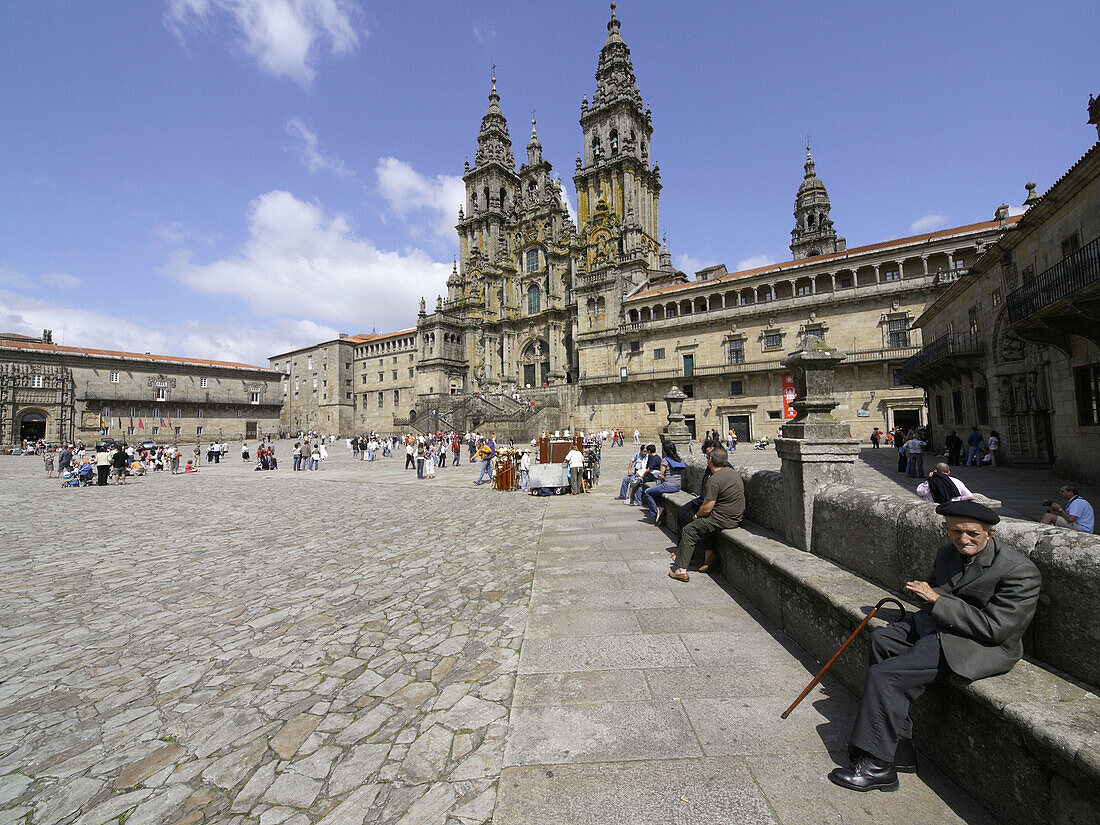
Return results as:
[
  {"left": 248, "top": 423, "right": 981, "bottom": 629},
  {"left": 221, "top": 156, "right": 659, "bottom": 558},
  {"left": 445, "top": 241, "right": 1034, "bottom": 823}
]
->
[{"left": 4, "top": 444, "right": 1084, "bottom": 824}]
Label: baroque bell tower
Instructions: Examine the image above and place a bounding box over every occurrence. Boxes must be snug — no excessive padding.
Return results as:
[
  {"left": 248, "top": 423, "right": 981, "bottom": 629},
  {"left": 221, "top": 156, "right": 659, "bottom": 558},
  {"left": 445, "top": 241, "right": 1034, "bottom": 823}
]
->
[
  {"left": 573, "top": 2, "right": 661, "bottom": 274},
  {"left": 790, "top": 144, "right": 845, "bottom": 260}
]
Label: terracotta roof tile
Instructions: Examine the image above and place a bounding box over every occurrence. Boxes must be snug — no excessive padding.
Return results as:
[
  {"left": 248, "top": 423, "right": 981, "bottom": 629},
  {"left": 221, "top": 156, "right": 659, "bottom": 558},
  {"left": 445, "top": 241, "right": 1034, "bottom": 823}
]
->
[
  {"left": 630, "top": 216, "right": 1023, "bottom": 301},
  {"left": 0, "top": 338, "right": 277, "bottom": 372}
]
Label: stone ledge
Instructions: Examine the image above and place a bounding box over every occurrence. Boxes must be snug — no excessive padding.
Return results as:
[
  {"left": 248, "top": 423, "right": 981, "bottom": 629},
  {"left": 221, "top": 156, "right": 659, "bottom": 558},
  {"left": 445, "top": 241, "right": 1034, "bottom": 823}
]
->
[{"left": 710, "top": 519, "right": 1100, "bottom": 825}]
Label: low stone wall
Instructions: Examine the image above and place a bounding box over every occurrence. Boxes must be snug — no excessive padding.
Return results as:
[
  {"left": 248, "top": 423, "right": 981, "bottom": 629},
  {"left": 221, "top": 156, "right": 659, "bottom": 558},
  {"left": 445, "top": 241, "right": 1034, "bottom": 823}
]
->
[
  {"left": 676, "top": 454, "right": 1100, "bottom": 688},
  {"left": 809, "top": 484, "right": 1100, "bottom": 688}
]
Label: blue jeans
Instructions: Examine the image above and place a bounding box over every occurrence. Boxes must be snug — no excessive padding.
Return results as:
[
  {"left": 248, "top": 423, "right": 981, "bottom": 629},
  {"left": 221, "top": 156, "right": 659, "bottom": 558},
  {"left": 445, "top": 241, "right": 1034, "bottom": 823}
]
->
[
  {"left": 966, "top": 446, "right": 982, "bottom": 466},
  {"left": 521, "top": 469, "right": 529, "bottom": 492},
  {"left": 293, "top": 455, "right": 301, "bottom": 471},
  {"left": 476, "top": 459, "right": 491, "bottom": 484},
  {"left": 644, "top": 478, "right": 682, "bottom": 518},
  {"left": 417, "top": 458, "right": 425, "bottom": 479},
  {"left": 618, "top": 475, "right": 635, "bottom": 499}
]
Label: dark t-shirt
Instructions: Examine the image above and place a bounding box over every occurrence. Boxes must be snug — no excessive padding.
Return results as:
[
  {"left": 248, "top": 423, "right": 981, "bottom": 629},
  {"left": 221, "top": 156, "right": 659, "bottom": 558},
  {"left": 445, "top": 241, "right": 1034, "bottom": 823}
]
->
[{"left": 703, "top": 467, "right": 745, "bottom": 525}]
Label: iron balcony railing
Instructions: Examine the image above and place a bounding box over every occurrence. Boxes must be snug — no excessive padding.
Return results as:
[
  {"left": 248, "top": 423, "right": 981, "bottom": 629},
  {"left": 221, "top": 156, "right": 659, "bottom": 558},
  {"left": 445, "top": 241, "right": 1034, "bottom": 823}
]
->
[
  {"left": 901, "top": 332, "right": 982, "bottom": 376},
  {"left": 1006, "top": 236, "right": 1100, "bottom": 323},
  {"left": 578, "top": 346, "right": 920, "bottom": 386}
]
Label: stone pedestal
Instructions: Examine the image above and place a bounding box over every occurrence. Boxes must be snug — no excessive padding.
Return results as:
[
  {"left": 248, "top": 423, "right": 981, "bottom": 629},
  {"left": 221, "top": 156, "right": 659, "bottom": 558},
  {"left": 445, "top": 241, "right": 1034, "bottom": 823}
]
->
[
  {"left": 662, "top": 385, "right": 692, "bottom": 451},
  {"left": 775, "top": 340, "right": 860, "bottom": 551}
]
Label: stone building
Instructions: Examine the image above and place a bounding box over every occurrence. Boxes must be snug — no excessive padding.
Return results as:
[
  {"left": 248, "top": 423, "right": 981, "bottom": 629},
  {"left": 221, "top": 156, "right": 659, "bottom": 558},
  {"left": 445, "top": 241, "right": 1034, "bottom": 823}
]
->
[
  {"left": 904, "top": 115, "right": 1100, "bottom": 482},
  {"left": 270, "top": 4, "right": 1027, "bottom": 441},
  {"left": 269, "top": 334, "right": 369, "bottom": 436},
  {"left": 350, "top": 328, "right": 417, "bottom": 434},
  {"left": 1, "top": 331, "right": 282, "bottom": 446}
]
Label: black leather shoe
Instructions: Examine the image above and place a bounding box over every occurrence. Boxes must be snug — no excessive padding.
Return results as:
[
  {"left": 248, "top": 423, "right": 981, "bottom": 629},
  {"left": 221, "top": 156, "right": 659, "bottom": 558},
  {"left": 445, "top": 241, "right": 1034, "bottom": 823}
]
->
[
  {"left": 828, "top": 756, "right": 899, "bottom": 792},
  {"left": 894, "top": 738, "right": 917, "bottom": 773}
]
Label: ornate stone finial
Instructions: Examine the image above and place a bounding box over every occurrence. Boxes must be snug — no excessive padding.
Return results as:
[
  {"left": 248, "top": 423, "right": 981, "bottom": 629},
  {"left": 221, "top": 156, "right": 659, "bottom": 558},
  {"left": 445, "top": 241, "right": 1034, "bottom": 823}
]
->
[
  {"left": 1024, "top": 181, "right": 1041, "bottom": 206},
  {"left": 436, "top": 294, "right": 443, "bottom": 311},
  {"left": 491, "top": 64, "right": 496, "bottom": 92},
  {"left": 804, "top": 142, "right": 816, "bottom": 178},
  {"left": 531, "top": 110, "right": 537, "bottom": 139}
]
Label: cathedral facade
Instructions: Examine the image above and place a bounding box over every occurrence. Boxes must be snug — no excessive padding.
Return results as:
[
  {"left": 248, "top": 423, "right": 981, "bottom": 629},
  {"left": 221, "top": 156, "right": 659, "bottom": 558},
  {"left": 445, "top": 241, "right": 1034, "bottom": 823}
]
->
[{"left": 274, "top": 5, "right": 1026, "bottom": 443}]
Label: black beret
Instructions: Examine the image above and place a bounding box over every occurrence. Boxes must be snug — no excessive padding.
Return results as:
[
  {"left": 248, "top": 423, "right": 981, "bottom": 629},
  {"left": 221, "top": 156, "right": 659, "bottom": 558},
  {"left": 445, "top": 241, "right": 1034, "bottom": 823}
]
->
[{"left": 935, "top": 499, "right": 1000, "bottom": 525}]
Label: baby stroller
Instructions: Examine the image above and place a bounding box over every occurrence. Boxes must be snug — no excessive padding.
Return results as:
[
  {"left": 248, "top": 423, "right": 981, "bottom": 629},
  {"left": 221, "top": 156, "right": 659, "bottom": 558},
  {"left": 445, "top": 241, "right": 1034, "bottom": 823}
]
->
[{"left": 63, "top": 463, "right": 95, "bottom": 487}]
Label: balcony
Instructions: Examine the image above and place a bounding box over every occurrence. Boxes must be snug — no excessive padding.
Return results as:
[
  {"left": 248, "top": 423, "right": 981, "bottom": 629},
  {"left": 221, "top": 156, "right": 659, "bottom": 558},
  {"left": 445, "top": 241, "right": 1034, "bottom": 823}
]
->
[
  {"left": 900, "top": 333, "right": 984, "bottom": 386},
  {"left": 578, "top": 346, "right": 919, "bottom": 387},
  {"left": 1005, "top": 236, "right": 1100, "bottom": 348}
]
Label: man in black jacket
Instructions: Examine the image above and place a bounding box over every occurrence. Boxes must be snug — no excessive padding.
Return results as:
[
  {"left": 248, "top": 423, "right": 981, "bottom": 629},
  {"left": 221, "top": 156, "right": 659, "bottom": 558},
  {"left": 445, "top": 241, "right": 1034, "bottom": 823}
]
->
[{"left": 829, "top": 500, "right": 1041, "bottom": 792}]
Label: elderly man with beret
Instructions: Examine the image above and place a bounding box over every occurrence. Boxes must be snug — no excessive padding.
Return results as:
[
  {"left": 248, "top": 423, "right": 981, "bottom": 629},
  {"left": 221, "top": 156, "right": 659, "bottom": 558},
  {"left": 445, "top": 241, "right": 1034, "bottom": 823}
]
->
[{"left": 829, "top": 500, "right": 1041, "bottom": 792}]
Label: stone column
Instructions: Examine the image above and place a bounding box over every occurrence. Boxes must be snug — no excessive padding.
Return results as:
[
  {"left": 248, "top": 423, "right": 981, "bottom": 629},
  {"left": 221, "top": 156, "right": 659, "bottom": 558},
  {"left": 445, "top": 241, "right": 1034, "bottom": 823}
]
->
[{"left": 774, "top": 340, "right": 861, "bottom": 551}]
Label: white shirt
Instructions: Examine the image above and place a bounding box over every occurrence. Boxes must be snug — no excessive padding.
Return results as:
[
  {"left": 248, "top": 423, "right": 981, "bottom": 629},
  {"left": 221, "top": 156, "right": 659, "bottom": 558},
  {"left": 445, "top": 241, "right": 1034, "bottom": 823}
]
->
[
  {"left": 916, "top": 475, "right": 974, "bottom": 503},
  {"left": 564, "top": 448, "right": 584, "bottom": 468},
  {"left": 520, "top": 454, "right": 531, "bottom": 470}
]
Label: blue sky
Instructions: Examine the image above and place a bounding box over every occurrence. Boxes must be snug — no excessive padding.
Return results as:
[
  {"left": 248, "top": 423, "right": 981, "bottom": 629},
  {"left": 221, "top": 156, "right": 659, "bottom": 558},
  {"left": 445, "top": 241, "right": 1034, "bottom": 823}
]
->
[{"left": 1, "top": 1, "right": 1097, "bottom": 366}]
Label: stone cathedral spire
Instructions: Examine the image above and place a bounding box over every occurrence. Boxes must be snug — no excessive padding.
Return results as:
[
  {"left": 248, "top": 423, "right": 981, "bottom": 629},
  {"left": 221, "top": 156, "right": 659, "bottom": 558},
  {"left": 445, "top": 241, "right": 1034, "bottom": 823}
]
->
[
  {"left": 573, "top": 1, "right": 662, "bottom": 272},
  {"left": 790, "top": 144, "right": 845, "bottom": 260}
]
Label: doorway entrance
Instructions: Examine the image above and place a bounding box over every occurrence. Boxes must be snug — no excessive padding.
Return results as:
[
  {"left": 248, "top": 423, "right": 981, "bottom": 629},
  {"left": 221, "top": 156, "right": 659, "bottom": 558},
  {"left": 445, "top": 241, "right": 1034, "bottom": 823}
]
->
[
  {"left": 683, "top": 414, "right": 696, "bottom": 440},
  {"left": 892, "top": 408, "right": 921, "bottom": 433},
  {"left": 245, "top": 421, "right": 258, "bottom": 440},
  {"left": 727, "top": 414, "right": 751, "bottom": 444},
  {"left": 19, "top": 412, "right": 46, "bottom": 442}
]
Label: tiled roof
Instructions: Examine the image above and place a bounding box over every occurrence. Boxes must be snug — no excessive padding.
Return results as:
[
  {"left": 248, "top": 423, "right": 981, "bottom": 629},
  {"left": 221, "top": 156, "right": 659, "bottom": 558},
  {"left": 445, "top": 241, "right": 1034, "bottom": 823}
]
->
[
  {"left": 0, "top": 338, "right": 276, "bottom": 372},
  {"left": 357, "top": 328, "right": 417, "bottom": 343},
  {"left": 630, "top": 216, "right": 1023, "bottom": 301}
]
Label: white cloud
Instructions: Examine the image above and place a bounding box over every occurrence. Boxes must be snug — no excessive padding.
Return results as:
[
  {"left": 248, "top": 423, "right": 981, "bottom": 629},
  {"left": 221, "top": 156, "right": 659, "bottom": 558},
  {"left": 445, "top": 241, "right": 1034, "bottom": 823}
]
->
[
  {"left": 166, "top": 0, "right": 363, "bottom": 86},
  {"left": 165, "top": 190, "right": 449, "bottom": 332},
  {"left": 472, "top": 24, "right": 496, "bottom": 45},
  {"left": 376, "top": 157, "right": 465, "bottom": 243},
  {"left": 0, "top": 288, "right": 327, "bottom": 366},
  {"left": 909, "top": 213, "right": 949, "bottom": 233},
  {"left": 40, "top": 272, "right": 81, "bottom": 290},
  {"left": 153, "top": 221, "right": 221, "bottom": 247},
  {"left": 286, "top": 118, "right": 352, "bottom": 178},
  {"left": 675, "top": 254, "right": 717, "bottom": 277},
  {"left": 735, "top": 254, "right": 777, "bottom": 272}
]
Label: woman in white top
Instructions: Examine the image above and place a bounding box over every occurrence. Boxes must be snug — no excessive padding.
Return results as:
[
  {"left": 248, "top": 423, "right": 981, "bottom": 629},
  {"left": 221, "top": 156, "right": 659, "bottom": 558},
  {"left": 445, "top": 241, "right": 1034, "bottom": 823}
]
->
[{"left": 987, "top": 430, "right": 1000, "bottom": 466}]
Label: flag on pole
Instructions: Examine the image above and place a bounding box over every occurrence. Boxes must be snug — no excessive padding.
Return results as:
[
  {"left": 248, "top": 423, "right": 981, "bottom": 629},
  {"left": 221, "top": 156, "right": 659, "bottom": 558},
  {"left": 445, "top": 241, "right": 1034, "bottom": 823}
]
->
[
  {"left": 138, "top": 418, "right": 145, "bottom": 430},
  {"left": 118, "top": 417, "right": 123, "bottom": 430},
  {"left": 160, "top": 418, "right": 167, "bottom": 427},
  {"left": 168, "top": 417, "right": 173, "bottom": 428}
]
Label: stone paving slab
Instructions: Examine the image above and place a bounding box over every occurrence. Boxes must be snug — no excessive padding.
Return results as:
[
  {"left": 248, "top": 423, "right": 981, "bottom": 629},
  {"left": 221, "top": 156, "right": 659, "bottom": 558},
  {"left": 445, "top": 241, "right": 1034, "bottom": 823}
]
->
[
  {"left": 494, "top": 758, "right": 778, "bottom": 825},
  {"left": 494, "top": 456, "right": 1004, "bottom": 825}
]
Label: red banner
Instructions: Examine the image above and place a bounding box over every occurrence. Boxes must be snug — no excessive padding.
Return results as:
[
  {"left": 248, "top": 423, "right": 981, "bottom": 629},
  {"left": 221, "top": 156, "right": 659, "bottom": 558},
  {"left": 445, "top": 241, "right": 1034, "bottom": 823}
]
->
[{"left": 782, "top": 372, "right": 798, "bottom": 419}]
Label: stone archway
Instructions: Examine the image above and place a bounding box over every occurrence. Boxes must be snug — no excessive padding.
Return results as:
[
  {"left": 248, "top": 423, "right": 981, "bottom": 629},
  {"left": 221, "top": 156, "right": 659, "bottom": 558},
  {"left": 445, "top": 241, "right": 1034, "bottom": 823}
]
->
[{"left": 17, "top": 410, "right": 47, "bottom": 442}]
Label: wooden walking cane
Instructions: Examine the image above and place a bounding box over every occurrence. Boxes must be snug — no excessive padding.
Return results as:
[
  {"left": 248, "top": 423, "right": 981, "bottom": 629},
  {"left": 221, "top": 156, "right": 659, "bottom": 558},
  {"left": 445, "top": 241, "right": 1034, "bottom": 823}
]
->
[{"left": 781, "top": 597, "right": 905, "bottom": 719}]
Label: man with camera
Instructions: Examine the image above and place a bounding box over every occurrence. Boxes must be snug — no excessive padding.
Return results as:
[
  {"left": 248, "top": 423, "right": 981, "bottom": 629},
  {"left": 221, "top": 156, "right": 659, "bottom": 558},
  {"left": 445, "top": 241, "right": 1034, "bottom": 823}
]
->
[{"left": 1040, "top": 485, "right": 1095, "bottom": 533}]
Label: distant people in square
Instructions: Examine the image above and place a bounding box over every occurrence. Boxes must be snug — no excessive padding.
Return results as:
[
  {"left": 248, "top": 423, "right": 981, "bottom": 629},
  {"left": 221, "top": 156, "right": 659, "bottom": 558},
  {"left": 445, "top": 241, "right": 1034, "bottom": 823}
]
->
[
  {"left": 944, "top": 430, "right": 963, "bottom": 466},
  {"left": 916, "top": 463, "right": 975, "bottom": 503},
  {"left": 903, "top": 431, "right": 925, "bottom": 478},
  {"left": 1041, "top": 485, "right": 1095, "bottom": 533},
  {"left": 985, "top": 430, "right": 1000, "bottom": 466},
  {"left": 965, "top": 426, "right": 985, "bottom": 466},
  {"left": 564, "top": 444, "right": 585, "bottom": 494},
  {"left": 829, "top": 500, "right": 1040, "bottom": 792},
  {"left": 633, "top": 428, "right": 641, "bottom": 444}
]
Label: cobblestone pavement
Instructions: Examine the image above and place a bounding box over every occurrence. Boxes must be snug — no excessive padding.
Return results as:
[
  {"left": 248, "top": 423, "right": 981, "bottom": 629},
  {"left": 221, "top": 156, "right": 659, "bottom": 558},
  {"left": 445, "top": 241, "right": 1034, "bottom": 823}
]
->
[
  {"left": 0, "top": 448, "right": 544, "bottom": 825},
  {"left": 1, "top": 440, "right": 1026, "bottom": 824}
]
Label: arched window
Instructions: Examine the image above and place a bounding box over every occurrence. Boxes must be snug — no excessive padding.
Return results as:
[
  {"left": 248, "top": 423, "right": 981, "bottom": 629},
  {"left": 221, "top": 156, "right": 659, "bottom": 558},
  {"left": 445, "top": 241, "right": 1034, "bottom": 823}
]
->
[
  {"left": 592, "top": 135, "right": 602, "bottom": 159},
  {"left": 483, "top": 187, "right": 490, "bottom": 208},
  {"left": 500, "top": 187, "right": 507, "bottom": 209},
  {"left": 807, "top": 213, "right": 816, "bottom": 230},
  {"left": 528, "top": 285, "right": 541, "bottom": 314},
  {"left": 609, "top": 129, "right": 619, "bottom": 155}
]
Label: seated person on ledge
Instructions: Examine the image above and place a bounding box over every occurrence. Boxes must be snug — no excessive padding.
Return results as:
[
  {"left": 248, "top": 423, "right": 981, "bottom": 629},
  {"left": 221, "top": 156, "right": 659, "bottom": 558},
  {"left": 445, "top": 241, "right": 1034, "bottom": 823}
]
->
[
  {"left": 829, "top": 499, "right": 1041, "bottom": 792},
  {"left": 668, "top": 445, "right": 744, "bottom": 582}
]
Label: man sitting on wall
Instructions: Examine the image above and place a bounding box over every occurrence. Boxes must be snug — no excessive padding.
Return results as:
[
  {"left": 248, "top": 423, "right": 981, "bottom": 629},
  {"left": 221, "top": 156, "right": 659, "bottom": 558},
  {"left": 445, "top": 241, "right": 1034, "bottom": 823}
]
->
[
  {"left": 616, "top": 445, "right": 648, "bottom": 500},
  {"left": 668, "top": 446, "right": 744, "bottom": 582},
  {"left": 829, "top": 500, "right": 1041, "bottom": 792}
]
